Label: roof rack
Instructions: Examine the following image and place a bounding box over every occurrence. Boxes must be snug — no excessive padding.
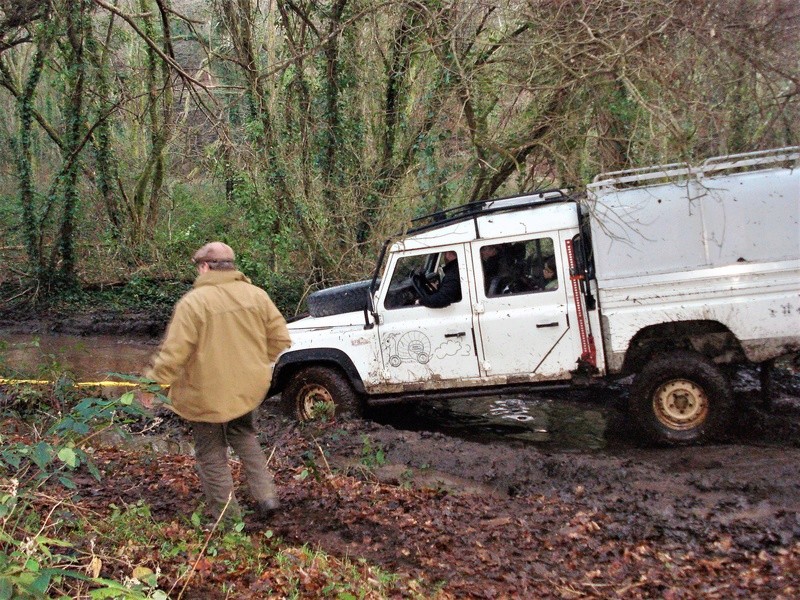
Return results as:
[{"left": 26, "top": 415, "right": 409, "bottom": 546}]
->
[
  {"left": 407, "top": 188, "right": 573, "bottom": 235},
  {"left": 588, "top": 146, "right": 799, "bottom": 191}
]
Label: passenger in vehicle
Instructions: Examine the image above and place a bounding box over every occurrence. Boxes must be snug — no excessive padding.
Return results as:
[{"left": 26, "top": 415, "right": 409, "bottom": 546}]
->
[
  {"left": 486, "top": 243, "right": 537, "bottom": 296},
  {"left": 542, "top": 257, "right": 558, "bottom": 290},
  {"left": 417, "top": 250, "right": 462, "bottom": 308},
  {"left": 480, "top": 244, "right": 503, "bottom": 293}
]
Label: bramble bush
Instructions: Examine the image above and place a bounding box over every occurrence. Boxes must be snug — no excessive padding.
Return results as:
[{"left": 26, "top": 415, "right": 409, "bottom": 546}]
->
[{"left": 0, "top": 386, "right": 157, "bottom": 599}]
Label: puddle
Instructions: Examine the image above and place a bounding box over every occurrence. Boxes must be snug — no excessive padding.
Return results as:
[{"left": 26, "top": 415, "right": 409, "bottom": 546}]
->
[{"left": 369, "top": 393, "right": 616, "bottom": 451}]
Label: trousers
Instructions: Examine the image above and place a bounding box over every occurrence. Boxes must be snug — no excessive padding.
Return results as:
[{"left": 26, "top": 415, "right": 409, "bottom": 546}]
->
[{"left": 191, "top": 410, "right": 277, "bottom": 520}]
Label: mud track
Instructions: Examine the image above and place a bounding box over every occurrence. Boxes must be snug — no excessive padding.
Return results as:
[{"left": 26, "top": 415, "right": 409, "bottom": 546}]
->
[
  {"left": 3, "top": 312, "right": 800, "bottom": 596},
  {"left": 247, "top": 373, "right": 800, "bottom": 597},
  {"left": 105, "top": 368, "right": 799, "bottom": 597}
]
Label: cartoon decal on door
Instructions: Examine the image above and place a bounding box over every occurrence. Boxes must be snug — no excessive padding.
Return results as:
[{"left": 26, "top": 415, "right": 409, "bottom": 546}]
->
[
  {"left": 383, "top": 331, "right": 431, "bottom": 366},
  {"left": 383, "top": 331, "right": 473, "bottom": 368}
]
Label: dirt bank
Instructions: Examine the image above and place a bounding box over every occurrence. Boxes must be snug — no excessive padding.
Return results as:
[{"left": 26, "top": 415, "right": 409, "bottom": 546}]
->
[{"left": 0, "top": 308, "right": 170, "bottom": 337}]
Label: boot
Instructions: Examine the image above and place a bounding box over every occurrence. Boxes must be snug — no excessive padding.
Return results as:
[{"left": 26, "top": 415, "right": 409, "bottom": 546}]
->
[{"left": 256, "top": 497, "right": 281, "bottom": 519}]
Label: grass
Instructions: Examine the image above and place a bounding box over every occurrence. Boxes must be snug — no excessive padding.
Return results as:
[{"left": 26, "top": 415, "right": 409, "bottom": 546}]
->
[
  {"left": 0, "top": 486, "right": 423, "bottom": 598},
  {"left": 1, "top": 479, "right": 430, "bottom": 599}
]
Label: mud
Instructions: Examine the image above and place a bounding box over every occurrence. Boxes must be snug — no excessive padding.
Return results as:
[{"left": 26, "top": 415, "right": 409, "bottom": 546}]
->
[
  {"left": 3, "top": 315, "right": 800, "bottom": 595},
  {"left": 260, "top": 375, "right": 800, "bottom": 551},
  {"left": 248, "top": 375, "right": 800, "bottom": 596}
]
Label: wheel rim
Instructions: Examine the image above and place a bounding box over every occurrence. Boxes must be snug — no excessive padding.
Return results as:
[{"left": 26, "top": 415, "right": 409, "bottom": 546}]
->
[
  {"left": 652, "top": 378, "right": 709, "bottom": 430},
  {"left": 296, "top": 382, "right": 335, "bottom": 421}
]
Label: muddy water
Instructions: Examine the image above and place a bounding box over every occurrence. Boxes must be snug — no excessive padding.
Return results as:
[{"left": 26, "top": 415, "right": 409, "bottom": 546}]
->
[
  {"left": 370, "top": 393, "right": 617, "bottom": 450},
  {"left": 2, "top": 332, "right": 617, "bottom": 450},
  {"left": 0, "top": 333, "right": 155, "bottom": 381}
]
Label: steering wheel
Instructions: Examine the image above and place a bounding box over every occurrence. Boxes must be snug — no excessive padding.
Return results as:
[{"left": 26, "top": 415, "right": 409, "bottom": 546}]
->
[{"left": 411, "top": 271, "right": 429, "bottom": 298}]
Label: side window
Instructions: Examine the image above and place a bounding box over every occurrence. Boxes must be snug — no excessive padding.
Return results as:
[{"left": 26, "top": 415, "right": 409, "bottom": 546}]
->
[
  {"left": 479, "top": 238, "right": 558, "bottom": 297},
  {"left": 385, "top": 254, "right": 428, "bottom": 309},
  {"left": 384, "top": 250, "right": 459, "bottom": 309}
]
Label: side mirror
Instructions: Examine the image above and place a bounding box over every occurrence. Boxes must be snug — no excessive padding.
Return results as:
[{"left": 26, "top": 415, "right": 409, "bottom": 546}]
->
[{"left": 364, "top": 289, "right": 377, "bottom": 329}]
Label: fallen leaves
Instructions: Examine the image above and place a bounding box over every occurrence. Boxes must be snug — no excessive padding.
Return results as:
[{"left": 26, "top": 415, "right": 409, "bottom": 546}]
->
[{"left": 7, "top": 417, "right": 800, "bottom": 599}]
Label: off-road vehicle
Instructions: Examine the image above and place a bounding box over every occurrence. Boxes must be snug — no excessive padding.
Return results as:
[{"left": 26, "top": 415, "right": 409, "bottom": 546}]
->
[{"left": 270, "top": 147, "right": 800, "bottom": 444}]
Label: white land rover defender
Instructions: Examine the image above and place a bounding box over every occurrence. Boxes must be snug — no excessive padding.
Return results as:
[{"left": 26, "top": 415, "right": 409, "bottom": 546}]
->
[{"left": 269, "top": 147, "right": 800, "bottom": 445}]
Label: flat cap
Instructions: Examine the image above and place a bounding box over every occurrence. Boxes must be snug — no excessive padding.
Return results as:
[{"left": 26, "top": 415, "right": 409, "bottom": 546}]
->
[{"left": 192, "top": 242, "right": 235, "bottom": 264}]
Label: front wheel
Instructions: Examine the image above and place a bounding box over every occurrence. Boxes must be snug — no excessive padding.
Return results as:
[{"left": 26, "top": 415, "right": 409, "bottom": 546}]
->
[
  {"left": 629, "top": 350, "right": 733, "bottom": 445},
  {"left": 282, "top": 366, "right": 362, "bottom": 422}
]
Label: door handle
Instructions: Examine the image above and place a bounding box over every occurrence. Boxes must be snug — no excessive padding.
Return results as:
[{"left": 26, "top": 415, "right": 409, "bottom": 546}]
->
[
  {"left": 445, "top": 332, "right": 466, "bottom": 338},
  {"left": 536, "top": 322, "right": 559, "bottom": 328}
]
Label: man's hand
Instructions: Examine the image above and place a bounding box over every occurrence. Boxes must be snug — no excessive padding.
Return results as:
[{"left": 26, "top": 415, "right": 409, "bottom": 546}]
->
[{"left": 136, "top": 390, "right": 156, "bottom": 409}]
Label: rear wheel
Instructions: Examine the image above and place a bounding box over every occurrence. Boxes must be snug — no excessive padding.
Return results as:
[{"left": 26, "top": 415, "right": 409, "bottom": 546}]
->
[
  {"left": 282, "top": 366, "right": 362, "bottom": 422},
  {"left": 630, "top": 350, "right": 733, "bottom": 445}
]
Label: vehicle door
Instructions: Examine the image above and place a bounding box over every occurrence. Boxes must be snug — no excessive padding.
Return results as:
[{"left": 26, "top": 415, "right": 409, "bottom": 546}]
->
[
  {"left": 376, "top": 245, "right": 480, "bottom": 385},
  {"left": 471, "top": 232, "right": 581, "bottom": 379}
]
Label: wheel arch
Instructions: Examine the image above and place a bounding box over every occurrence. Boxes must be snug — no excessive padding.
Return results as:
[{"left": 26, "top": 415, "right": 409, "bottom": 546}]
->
[
  {"left": 269, "top": 348, "right": 367, "bottom": 396},
  {"left": 621, "top": 320, "right": 746, "bottom": 376}
]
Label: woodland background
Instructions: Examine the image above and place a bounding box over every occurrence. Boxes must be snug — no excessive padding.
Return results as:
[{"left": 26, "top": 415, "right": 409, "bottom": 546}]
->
[
  {"left": 0, "top": 0, "right": 798, "bottom": 315},
  {"left": 1, "top": 3, "right": 799, "bottom": 598}
]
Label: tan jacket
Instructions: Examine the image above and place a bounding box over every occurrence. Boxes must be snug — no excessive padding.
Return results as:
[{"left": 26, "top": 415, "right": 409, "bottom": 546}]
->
[{"left": 146, "top": 270, "right": 292, "bottom": 423}]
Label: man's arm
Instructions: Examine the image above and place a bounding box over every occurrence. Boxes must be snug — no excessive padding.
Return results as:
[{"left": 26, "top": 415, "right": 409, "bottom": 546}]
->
[
  {"left": 146, "top": 299, "right": 199, "bottom": 385},
  {"left": 418, "top": 270, "right": 461, "bottom": 308},
  {"left": 264, "top": 295, "right": 292, "bottom": 362}
]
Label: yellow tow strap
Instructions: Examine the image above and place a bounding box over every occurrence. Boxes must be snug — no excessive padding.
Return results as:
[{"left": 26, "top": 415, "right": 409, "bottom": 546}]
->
[{"left": 0, "top": 378, "right": 140, "bottom": 388}]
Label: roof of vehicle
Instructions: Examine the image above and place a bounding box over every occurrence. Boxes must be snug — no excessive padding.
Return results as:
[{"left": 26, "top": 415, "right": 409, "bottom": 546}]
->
[
  {"left": 392, "top": 192, "right": 581, "bottom": 252},
  {"left": 406, "top": 188, "right": 574, "bottom": 236}
]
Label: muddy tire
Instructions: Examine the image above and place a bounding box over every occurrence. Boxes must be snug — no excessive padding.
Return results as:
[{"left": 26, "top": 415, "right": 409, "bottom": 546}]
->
[
  {"left": 307, "top": 280, "right": 373, "bottom": 318},
  {"left": 282, "top": 366, "right": 362, "bottom": 422},
  {"left": 630, "top": 350, "right": 733, "bottom": 445}
]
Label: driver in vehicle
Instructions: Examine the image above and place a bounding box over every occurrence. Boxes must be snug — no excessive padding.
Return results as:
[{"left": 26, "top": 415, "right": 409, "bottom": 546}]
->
[{"left": 416, "top": 250, "right": 462, "bottom": 308}]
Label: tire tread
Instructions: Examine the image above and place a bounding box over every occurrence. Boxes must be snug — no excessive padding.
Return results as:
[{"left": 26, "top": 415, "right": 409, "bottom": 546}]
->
[{"left": 630, "top": 350, "right": 733, "bottom": 445}]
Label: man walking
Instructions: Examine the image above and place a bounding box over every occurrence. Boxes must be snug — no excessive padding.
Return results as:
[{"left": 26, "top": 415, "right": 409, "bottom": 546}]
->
[{"left": 140, "top": 242, "right": 291, "bottom": 523}]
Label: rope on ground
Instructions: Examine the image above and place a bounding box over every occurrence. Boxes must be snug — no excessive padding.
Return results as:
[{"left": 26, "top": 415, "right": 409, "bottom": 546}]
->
[{"left": 0, "top": 378, "right": 140, "bottom": 387}]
